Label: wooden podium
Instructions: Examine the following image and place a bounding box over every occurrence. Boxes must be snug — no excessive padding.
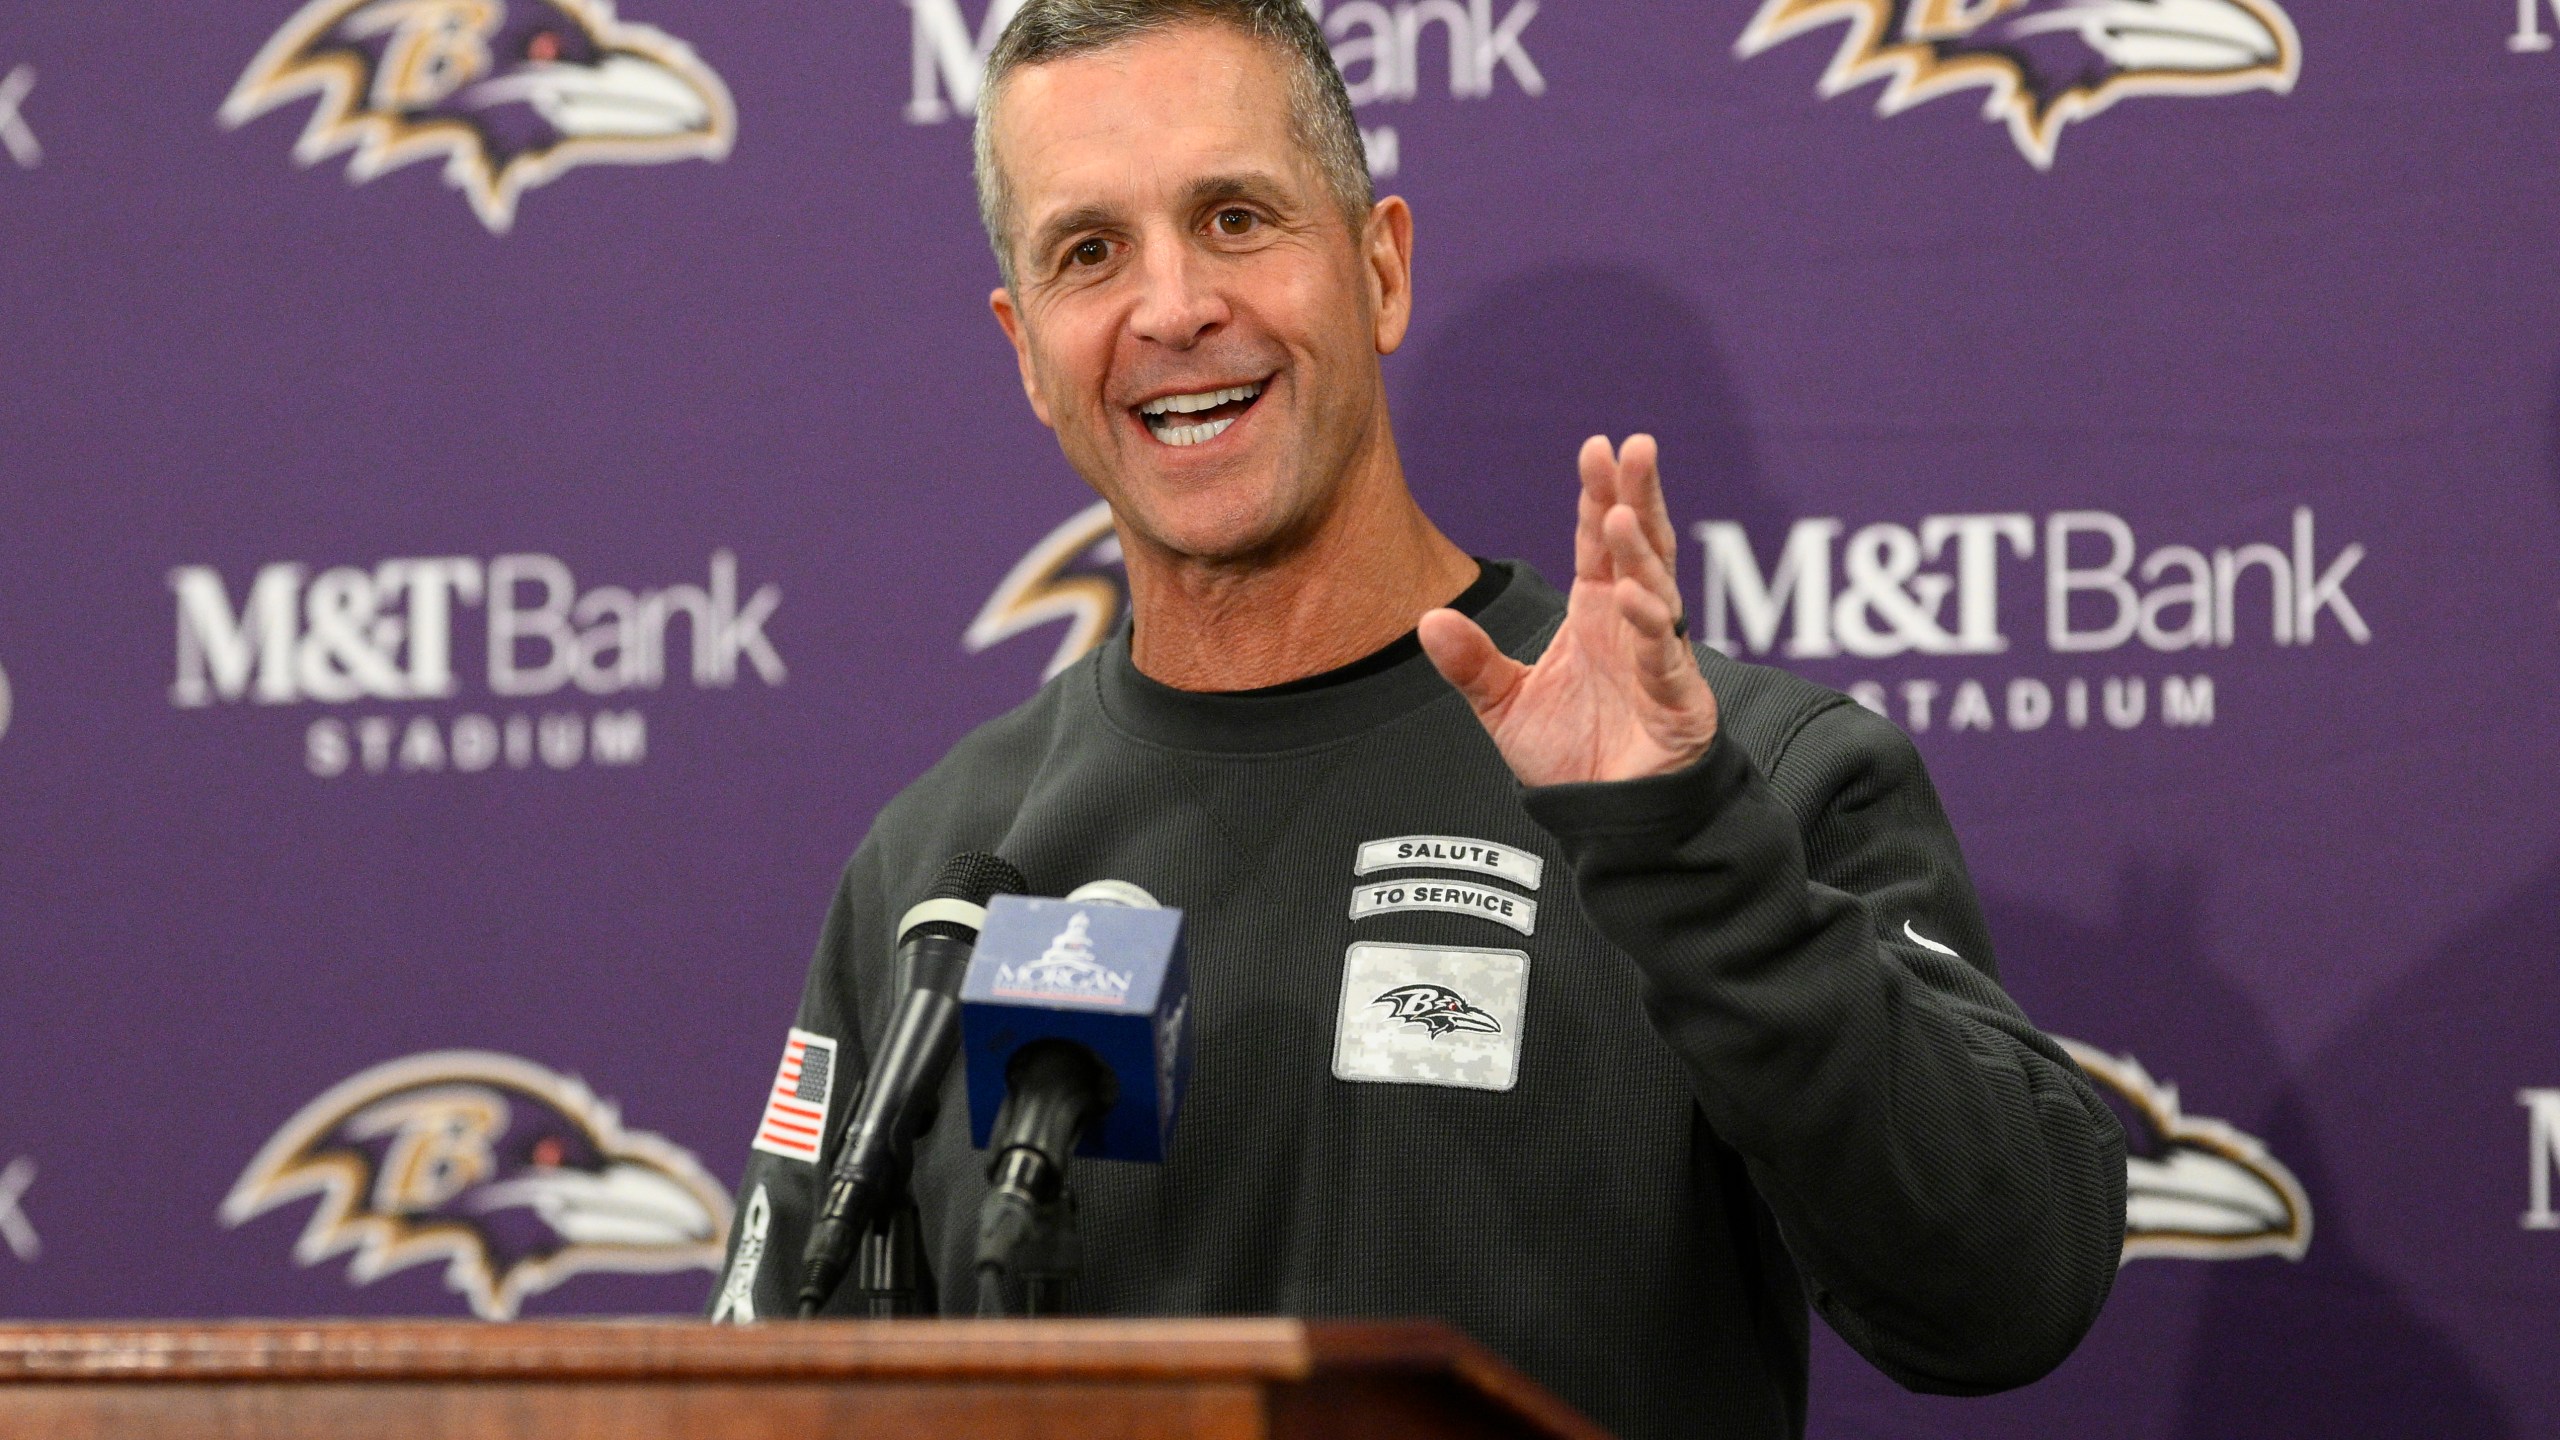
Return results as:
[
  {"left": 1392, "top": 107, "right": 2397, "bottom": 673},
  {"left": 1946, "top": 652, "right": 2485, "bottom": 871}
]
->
[{"left": 0, "top": 1319, "right": 1610, "bottom": 1439}]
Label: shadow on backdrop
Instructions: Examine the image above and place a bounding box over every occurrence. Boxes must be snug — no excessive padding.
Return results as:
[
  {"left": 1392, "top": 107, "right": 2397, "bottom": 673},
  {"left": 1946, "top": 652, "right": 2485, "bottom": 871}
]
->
[
  {"left": 2007, "top": 863, "right": 2505, "bottom": 1439},
  {"left": 2169, "top": 857, "right": 2560, "bottom": 1438},
  {"left": 1391, "top": 264, "right": 1784, "bottom": 587},
  {"left": 2168, "top": 1098, "right": 2508, "bottom": 1437},
  {"left": 1805, "top": 861, "right": 2505, "bottom": 1438}
]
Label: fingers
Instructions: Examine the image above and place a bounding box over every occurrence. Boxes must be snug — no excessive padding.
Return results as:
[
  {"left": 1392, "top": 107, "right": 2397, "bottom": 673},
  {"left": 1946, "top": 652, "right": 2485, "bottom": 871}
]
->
[
  {"left": 1617, "top": 578, "right": 1705, "bottom": 709},
  {"left": 1603, "top": 502, "right": 1681, "bottom": 626},
  {"left": 1606, "top": 502, "right": 1703, "bottom": 712},
  {"left": 1580, "top": 434, "right": 1620, "bottom": 507},
  {"left": 1419, "top": 608, "right": 1528, "bottom": 722},
  {"left": 1615, "top": 434, "right": 1679, "bottom": 571},
  {"left": 1574, "top": 435, "right": 1616, "bottom": 582},
  {"left": 1577, "top": 435, "right": 1678, "bottom": 592}
]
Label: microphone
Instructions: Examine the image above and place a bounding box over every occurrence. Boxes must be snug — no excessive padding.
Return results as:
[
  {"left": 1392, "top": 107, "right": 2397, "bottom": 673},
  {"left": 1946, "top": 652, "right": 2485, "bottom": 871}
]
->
[
  {"left": 958, "top": 894, "right": 1191, "bottom": 1309},
  {"left": 1062, "top": 878, "right": 1159, "bottom": 909},
  {"left": 795, "top": 850, "right": 1026, "bottom": 1317}
]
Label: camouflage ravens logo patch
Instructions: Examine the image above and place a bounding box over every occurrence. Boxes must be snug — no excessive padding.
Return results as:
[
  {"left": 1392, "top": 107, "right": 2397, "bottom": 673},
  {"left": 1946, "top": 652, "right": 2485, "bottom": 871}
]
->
[
  {"left": 221, "top": 1050, "right": 732, "bottom": 1318},
  {"left": 2060, "top": 1037, "right": 2310, "bottom": 1263},
  {"left": 222, "top": 0, "right": 735, "bottom": 232},
  {"left": 1372, "top": 983, "right": 1503, "bottom": 1039},
  {"left": 1736, "top": 0, "right": 2299, "bottom": 169}
]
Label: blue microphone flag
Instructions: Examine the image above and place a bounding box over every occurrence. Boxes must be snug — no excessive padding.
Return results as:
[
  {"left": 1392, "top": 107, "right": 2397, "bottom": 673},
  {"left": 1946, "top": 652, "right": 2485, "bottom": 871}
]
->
[{"left": 960, "top": 895, "right": 1191, "bottom": 1163}]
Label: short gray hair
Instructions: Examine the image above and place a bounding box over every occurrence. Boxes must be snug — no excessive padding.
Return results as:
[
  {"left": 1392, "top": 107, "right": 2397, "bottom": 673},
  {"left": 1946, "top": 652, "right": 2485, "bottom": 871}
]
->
[{"left": 973, "top": 0, "right": 1373, "bottom": 288}]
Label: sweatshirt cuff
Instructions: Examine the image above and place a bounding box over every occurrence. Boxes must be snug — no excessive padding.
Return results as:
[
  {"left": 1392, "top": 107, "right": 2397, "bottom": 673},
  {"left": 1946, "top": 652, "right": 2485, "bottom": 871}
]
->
[{"left": 1520, "top": 731, "right": 1755, "bottom": 843}]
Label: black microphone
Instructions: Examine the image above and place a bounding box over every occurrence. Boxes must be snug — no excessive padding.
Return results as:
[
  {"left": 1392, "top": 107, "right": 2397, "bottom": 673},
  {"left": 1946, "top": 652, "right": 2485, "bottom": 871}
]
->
[
  {"left": 796, "top": 850, "right": 1026, "bottom": 1317},
  {"left": 973, "top": 1037, "right": 1115, "bottom": 1306},
  {"left": 956, "top": 894, "right": 1191, "bottom": 1312}
]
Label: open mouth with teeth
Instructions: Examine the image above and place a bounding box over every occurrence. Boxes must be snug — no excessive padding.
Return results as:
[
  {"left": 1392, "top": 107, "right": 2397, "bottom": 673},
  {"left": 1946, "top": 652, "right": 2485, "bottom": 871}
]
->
[{"left": 1138, "top": 382, "right": 1265, "bottom": 448}]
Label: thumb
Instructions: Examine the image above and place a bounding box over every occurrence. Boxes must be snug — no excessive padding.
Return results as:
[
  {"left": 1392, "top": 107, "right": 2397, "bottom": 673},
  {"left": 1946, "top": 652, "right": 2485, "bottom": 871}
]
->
[{"left": 1418, "top": 608, "right": 1527, "bottom": 723}]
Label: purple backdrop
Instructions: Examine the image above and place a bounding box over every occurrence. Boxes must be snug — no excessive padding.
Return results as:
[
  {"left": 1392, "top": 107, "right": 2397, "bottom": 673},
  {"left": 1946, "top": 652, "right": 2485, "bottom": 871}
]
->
[{"left": 4, "top": 1, "right": 2558, "bottom": 1435}]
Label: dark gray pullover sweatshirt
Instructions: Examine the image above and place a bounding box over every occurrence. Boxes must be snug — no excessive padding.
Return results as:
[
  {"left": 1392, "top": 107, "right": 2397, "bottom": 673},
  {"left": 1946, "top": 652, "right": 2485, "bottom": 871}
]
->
[{"left": 708, "top": 560, "right": 2125, "bottom": 1440}]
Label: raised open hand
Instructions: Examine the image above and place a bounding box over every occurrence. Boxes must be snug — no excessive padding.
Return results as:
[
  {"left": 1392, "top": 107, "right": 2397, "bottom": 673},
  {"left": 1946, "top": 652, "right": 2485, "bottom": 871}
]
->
[{"left": 1418, "top": 435, "right": 1719, "bottom": 787}]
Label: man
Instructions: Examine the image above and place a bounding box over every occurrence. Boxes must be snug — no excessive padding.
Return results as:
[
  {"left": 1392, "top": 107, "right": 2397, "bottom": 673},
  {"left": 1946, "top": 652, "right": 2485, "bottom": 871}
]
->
[{"left": 709, "top": 2, "right": 2126, "bottom": 1435}]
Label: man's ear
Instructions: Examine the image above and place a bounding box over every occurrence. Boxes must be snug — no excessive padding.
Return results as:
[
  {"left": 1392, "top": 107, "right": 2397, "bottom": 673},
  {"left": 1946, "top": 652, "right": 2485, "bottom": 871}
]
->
[
  {"left": 990, "top": 286, "right": 1055, "bottom": 430},
  {"left": 1363, "top": 196, "right": 1416, "bottom": 356}
]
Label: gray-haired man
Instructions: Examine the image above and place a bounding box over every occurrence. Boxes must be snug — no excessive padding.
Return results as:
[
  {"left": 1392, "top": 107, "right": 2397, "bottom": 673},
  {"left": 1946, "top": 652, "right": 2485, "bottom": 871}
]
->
[{"left": 712, "top": 4, "right": 2126, "bottom": 1435}]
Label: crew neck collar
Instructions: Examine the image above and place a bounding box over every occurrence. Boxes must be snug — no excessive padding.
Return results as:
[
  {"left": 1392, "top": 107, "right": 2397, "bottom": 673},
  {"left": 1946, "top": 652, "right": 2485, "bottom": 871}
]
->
[{"left": 1089, "top": 560, "right": 1564, "bottom": 755}]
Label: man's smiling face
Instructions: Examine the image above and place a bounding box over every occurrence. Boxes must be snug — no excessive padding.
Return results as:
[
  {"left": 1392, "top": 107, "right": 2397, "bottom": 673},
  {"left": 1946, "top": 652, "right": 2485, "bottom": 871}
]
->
[{"left": 987, "top": 22, "right": 1403, "bottom": 566}]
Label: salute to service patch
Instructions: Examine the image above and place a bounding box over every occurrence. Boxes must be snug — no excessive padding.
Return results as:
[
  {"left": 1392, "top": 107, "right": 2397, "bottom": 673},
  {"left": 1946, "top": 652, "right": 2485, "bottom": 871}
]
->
[
  {"left": 751, "top": 1029, "right": 838, "bottom": 1163},
  {"left": 1353, "top": 835, "right": 1545, "bottom": 890},
  {"left": 1350, "top": 878, "right": 1538, "bottom": 935}
]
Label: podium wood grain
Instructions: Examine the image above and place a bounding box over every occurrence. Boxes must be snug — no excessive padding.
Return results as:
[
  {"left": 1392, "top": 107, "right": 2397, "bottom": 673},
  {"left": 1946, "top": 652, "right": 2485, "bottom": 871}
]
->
[{"left": 0, "top": 1318, "right": 1612, "bottom": 1439}]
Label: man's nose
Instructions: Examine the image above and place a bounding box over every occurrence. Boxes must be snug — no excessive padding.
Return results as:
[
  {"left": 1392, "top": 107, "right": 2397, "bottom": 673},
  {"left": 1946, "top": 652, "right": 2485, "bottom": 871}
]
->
[{"left": 1126, "top": 238, "right": 1228, "bottom": 349}]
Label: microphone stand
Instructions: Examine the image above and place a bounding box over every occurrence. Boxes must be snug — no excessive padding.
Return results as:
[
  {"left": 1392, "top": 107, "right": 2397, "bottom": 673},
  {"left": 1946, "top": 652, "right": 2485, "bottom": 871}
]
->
[
  {"left": 848, "top": 1160, "right": 936, "bottom": 1317},
  {"left": 972, "top": 1186, "right": 1080, "bottom": 1316},
  {"left": 971, "top": 1040, "right": 1107, "bottom": 1316},
  {"left": 804, "top": 1146, "right": 936, "bottom": 1316},
  {"left": 970, "top": 1159, "right": 1088, "bottom": 1315},
  {"left": 1006, "top": 1186, "right": 1082, "bottom": 1316}
]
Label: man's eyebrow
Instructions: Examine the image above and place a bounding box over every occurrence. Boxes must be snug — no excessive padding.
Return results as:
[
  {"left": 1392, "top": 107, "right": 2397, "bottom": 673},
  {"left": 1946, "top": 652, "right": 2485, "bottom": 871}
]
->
[{"left": 1180, "top": 171, "right": 1293, "bottom": 210}]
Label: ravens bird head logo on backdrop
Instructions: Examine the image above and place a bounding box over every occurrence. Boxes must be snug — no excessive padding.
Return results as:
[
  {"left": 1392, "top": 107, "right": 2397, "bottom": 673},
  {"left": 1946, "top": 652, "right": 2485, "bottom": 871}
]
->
[
  {"left": 968, "top": 499, "right": 1130, "bottom": 683},
  {"left": 1737, "top": 0, "right": 2298, "bottom": 168},
  {"left": 1373, "top": 984, "right": 1504, "bottom": 1039},
  {"left": 2058, "top": 1038, "right": 2311, "bottom": 1263},
  {"left": 222, "top": 0, "right": 734, "bottom": 232},
  {"left": 222, "top": 1051, "right": 732, "bottom": 1318}
]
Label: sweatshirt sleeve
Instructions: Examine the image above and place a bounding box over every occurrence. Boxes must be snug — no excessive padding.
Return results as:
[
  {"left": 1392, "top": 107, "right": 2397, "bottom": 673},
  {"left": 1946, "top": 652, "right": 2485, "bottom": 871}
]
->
[
  {"left": 703, "top": 849, "right": 877, "bottom": 1322},
  {"left": 1520, "top": 698, "right": 2126, "bottom": 1394}
]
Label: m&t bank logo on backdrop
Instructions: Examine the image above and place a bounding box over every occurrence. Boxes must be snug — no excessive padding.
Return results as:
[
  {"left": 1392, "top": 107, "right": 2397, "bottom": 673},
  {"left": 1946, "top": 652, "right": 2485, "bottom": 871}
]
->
[
  {"left": 902, "top": 0, "right": 1547, "bottom": 179},
  {"left": 1695, "top": 508, "right": 2368, "bottom": 737},
  {"left": 2523, "top": 1089, "right": 2560, "bottom": 1232},
  {"left": 167, "top": 551, "right": 784, "bottom": 778}
]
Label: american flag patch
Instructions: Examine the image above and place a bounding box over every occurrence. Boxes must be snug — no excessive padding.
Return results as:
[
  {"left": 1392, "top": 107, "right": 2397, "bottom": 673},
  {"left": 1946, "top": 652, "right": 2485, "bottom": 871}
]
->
[{"left": 750, "top": 1028, "right": 839, "bottom": 1163}]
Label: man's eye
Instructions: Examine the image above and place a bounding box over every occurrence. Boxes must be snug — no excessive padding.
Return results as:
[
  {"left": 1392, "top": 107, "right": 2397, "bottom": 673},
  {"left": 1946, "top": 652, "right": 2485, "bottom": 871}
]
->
[
  {"left": 1069, "top": 238, "right": 1109, "bottom": 267},
  {"left": 1214, "top": 209, "right": 1257, "bottom": 236}
]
